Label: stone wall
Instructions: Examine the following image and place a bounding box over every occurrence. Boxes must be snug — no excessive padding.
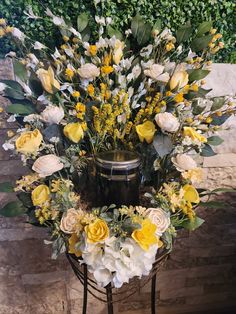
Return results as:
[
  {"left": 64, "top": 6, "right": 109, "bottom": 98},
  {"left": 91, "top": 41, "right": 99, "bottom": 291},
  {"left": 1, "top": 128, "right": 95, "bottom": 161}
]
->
[{"left": 0, "top": 59, "right": 236, "bottom": 314}]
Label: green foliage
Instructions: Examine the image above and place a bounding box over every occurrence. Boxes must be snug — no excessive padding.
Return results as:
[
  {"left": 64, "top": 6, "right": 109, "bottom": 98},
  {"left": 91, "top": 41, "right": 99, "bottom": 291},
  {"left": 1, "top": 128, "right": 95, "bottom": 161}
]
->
[{"left": 0, "top": 0, "right": 235, "bottom": 62}]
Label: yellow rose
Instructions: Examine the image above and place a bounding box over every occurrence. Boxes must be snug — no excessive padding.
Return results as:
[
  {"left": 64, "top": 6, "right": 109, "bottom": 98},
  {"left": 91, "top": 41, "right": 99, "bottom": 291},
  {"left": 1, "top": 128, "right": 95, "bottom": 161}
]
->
[
  {"left": 132, "top": 219, "right": 158, "bottom": 251},
  {"left": 31, "top": 184, "right": 50, "bottom": 206},
  {"left": 183, "top": 127, "right": 207, "bottom": 143},
  {"left": 15, "top": 129, "right": 43, "bottom": 154},
  {"left": 183, "top": 184, "right": 200, "bottom": 204},
  {"left": 113, "top": 39, "right": 124, "bottom": 65},
  {"left": 136, "top": 121, "right": 156, "bottom": 144},
  {"left": 68, "top": 233, "right": 81, "bottom": 257},
  {"left": 36, "top": 66, "right": 60, "bottom": 94},
  {"left": 170, "top": 70, "right": 188, "bottom": 90},
  {"left": 85, "top": 218, "right": 109, "bottom": 243},
  {"left": 63, "top": 122, "right": 84, "bottom": 143}
]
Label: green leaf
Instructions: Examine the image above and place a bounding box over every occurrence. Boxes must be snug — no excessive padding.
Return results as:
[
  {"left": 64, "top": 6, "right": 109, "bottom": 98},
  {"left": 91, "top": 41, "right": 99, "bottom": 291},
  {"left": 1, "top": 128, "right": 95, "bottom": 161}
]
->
[
  {"left": 188, "top": 69, "right": 210, "bottom": 82},
  {"left": 196, "top": 21, "right": 213, "bottom": 37},
  {"left": 0, "top": 182, "right": 14, "bottom": 192},
  {"left": 153, "top": 134, "right": 173, "bottom": 158},
  {"left": 0, "top": 201, "right": 26, "bottom": 217},
  {"left": 192, "top": 104, "right": 206, "bottom": 115},
  {"left": 1, "top": 79, "right": 25, "bottom": 100},
  {"left": 191, "top": 34, "right": 214, "bottom": 52},
  {"left": 200, "top": 144, "right": 216, "bottom": 157},
  {"left": 211, "top": 97, "right": 225, "bottom": 111},
  {"left": 17, "top": 192, "right": 33, "bottom": 208},
  {"left": 182, "top": 216, "right": 205, "bottom": 231},
  {"left": 207, "top": 136, "right": 224, "bottom": 146},
  {"left": 131, "top": 14, "right": 151, "bottom": 45},
  {"left": 77, "top": 13, "right": 88, "bottom": 32},
  {"left": 7, "top": 103, "right": 36, "bottom": 115},
  {"left": 153, "top": 19, "right": 162, "bottom": 33},
  {"left": 81, "top": 25, "right": 91, "bottom": 42},
  {"left": 107, "top": 25, "right": 123, "bottom": 40},
  {"left": 13, "top": 59, "right": 28, "bottom": 82},
  {"left": 176, "top": 22, "right": 192, "bottom": 43}
]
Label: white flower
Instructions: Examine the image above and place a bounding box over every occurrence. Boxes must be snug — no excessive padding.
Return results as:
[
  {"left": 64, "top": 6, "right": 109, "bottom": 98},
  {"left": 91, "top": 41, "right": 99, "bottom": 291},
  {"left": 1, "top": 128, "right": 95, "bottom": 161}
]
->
[
  {"left": 12, "top": 28, "right": 26, "bottom": 41},
  {"left": 78, "top": 64, "right": 100, "bottom": 79},
  {"left": 144, "top": 64, "right": 170, "bottom": 83},
  {"left": 2, "top": 142, "right": 15, "bottom": 151},
  {"left": 23, "top": 114, "right": 41, "bottom": 122},
  {"left": 40, "top": 105, "right": 64, "bottom": 124},
  {"left": 140, "top": 44, "right": 153, "bottom": 57},
  {"left": 0, "top": 83, "right": 7, "bottom": 93},
  {"left": 146, "top": 208, "right": 170, "bottom": 236},
  {"left": 32, "top": 154, "right": 64, "bottom": 177},
  {"left": 155, "top": 112, "right": 180, "bottom": 133},
  {"left": 7, "top": 115, "right": 16, "bottom": 122},
  {"left": 95, "top": 16, "right": 106, "bottom": 26},
  {"left": 60, "top": 208, "right": 83, "bottom": 234},
  {"left": 28, "top": 53, "right": 39, "bottom": 65},
  {"left": 33, "top": 41, "right": 47, "bottom": 50},
  {"left": 5, "top": 51, "right": 16, "bottom": 58},
  {"left": 93, "top": 269, "right": 113, "bottom": 287},
  {"left": 171, "top": 154, "right": 197, "bottom": 172},
  {"left": 24, "top": 6, "right": 41, "bottom": 19}
]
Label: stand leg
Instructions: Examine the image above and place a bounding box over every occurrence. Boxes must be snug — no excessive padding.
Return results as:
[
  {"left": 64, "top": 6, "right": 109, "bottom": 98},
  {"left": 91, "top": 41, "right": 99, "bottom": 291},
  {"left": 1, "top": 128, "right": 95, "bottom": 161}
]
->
[
  {"left": 106, "top": 283, "right": 114, "bottom": 314},
  {"left": 151, "top": 274, "right": 157, "bottom": 314},
  {"left": 83, "top": 264, "right": 88, "bottom": 314}
]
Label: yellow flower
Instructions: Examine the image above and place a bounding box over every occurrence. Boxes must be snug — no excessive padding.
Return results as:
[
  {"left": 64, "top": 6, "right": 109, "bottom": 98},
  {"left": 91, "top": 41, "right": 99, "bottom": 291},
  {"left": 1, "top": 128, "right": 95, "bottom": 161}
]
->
[
  {"left": 63, "top": 35, "right": 69, "bottom": 42},
  {"left": 0, "top": 18, "right": 6, "bottom": 25},
  {"left": 190, "top": 84, "right": 199, "bottom": 92},
  {"left": 183, "top": 184, "right": 200, "bottom": 204},
  {"left": 0, "top": 28, "right": 5, "bottom": 37},
  {"left": 5, "top": 26, "right": 14, "bottom": 33},
  {"left": 183, "top": 127, "right": 207, "bottom": 143},
  {"left": 166, "top": 91, "right": 172, "bottom": 97},
  {"left": 174, "top": 92, "right": 184, "bottom": 103},
  {"left": 132, "top": 219, "right": 158, "bottom": 251},
  {"left": 136, "top": 121, "right": 156, "bottom": 144},
  {"left": 72, "top": 91, "right": 80, "bottom": 98},
  {"left": 68, "top": 233, "right": 81, "bottom": 257},
  {"left": 65, "top": 68, "right": 74, "bottom": 80},
  {"left": 89, "top": 45, "right": 97, "bottom": 56},
  {"left": 15, "top": 129, "right": 43, "bottom": 154},
  {"left": 63, "top": 122, "right": 84, "bottom": 143},
  {"left": 85, "top": 218, "right": 109, "bottom": 243},
  {"left": 165, "top": 42, "right": 175, "bottom": 51},
  {"left": 101, "top": 65, "right": 113, "bottom": 75},
  {"left": 87, "top": 84, "right": 95, "bottom": 96},
  {"left": 31, "top": 184, "right": 50, "bottom": 206},
  {"left": 182, "top": 168, "right": 204, "bottom": 184},
  {"left": 113, "top": 39, "right": 124, "bottom": 64},
  {"left": 170, "top": 70, "right": 189, "bottom": 90},
  {"left": 75, "top": 102, "right": 86, "bottom": 113},
  {"left": 205, "top": 116, "right": 213, "bottom": 124},
  {"left": 36, "top": 66, "right": 60, "bottom": 94}
]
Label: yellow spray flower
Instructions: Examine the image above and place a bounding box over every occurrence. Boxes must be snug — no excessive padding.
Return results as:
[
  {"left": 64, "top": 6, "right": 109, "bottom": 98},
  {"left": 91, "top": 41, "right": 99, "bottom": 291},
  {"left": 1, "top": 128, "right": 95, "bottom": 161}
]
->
[
  {"left": 31, "top": 184, "right": 50, "bottom": 206},
  {"left": 63, "top": 122, "right": 84, "bottom": 143},
  {"left": 15, "top": 129, "right": 43, "bottom": 154},
  {"left": 89, "top": 45, "right": 97, "bottom": 56},
  {"left": 85, "top": 218, "right": 109, "bottom": 243},
  {"left": 65, "top": 68, "right": 74, "bottom": 80},
  {"left": 101, "top": 65, "right": 113, "bottom": 75},
  {"left": 183, "top": 127, "right": 207, "bottom": 143},
  {"left": 183, "top": 184, "right": 200, "bottom": 204},
  {"left": 87, "top": 84, "right": 95, "bottom": 96},
  {"left": 132, "top": 219, "right": 158, "bottom": 251},
  {"left": 165, "top": 42, "right": 175, "bottom": 51},
  {"left": 174, "top": 93, "right": 184, "bottom": 103},
  {"left": 36, "top": 66, "right": 60, "bottom": 94},
  {"left": 72, "top": 91, "right": 80, "bottom": 98},
  {"left": 68, "top": 233, "right": 81, "bottom": 257},
  {"left": 136, "top": 121, "right": 156, "bottom": 144},
  {"left": 0, "top": 18, "right": 6, "bottom": 26}
]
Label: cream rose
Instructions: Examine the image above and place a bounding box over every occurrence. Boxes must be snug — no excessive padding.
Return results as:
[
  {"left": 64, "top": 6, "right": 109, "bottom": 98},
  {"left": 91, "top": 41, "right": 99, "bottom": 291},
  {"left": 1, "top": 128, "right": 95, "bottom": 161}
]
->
[
  {"left": 113, "top": 39, "right": 124, "bottom": 65},
  {"left": 60, "top": 208, "right": 83, "bottom": 234},
  {"left": 170, "top": 69, "right": 188, "bottom": 90},
  {"left": 32, "top": 154, "right": 64, "bottom": 177},
  {"left": 172, "top": 154, "right": 197, "bottom": 172},
  {"left": 155, "top": 112, "right": 180, "bottom": 133},
  {"left": 146, "top": 208, "right": 170, "bottom": 236},
  {"left": 144, "top": 64, "right": 170, "bottom": 83},
  {"left": 78, "top": 64, "right": 100, "bottom": 79},
  {"left": 40, "top": 105, "right": 64, "bottom": 124}
]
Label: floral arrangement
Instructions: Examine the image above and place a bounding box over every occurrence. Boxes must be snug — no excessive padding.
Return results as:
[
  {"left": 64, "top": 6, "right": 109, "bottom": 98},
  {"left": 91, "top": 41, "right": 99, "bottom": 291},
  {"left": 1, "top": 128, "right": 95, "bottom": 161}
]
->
[{"left": 0, "top": 10, "right": 235, "bottom": 288}]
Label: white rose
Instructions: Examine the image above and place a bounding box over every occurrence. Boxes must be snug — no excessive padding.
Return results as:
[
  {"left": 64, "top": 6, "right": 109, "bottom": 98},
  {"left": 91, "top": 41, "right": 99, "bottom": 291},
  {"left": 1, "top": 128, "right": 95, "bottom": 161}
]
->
[
  {"left": 171, "top": 154, "right": 197, "bottom": 172},
  {"left": 146, "top": 208, "right": 170, "bottom": 236},
  {"left": 144, "top": 64, "right": 170, "bottom": 82},
  {"left": 60, "top": 208, "right": 83, "bottom": 234},
  {"left": 155, "top": 112, "right": 180, "bottom": 133},
  {"left": 12, "top": 27, "right": 26, "bottom": 41},
  {"left": 32, "top": 154, "right": 64, "bottom": 177},
  {"left": 78, "top": 64, "right": 100, "bottom": 79},
  {"left": 40, "top": 105, "right": 64, "bottom": 124}
]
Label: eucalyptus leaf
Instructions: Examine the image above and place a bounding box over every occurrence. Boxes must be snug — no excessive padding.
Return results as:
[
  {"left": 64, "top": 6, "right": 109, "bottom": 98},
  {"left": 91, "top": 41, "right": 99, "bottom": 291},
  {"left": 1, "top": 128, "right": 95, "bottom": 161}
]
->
[
  {"left": 131, "top": 14, "right": 151, "bottom": 46},
  {"left": 13, "top": 59, "right": 28, "bottom": 82},
  {"left": 0, "top": 201, "right": 26, "bottom": 217},
  {"left": 182, "top": 216, "right": 205, "bottom": 231},
  {"left": 81, "top": 25, "right": 91, "bottom": 42},
  {"left": 107, "top": 25, "right": 123, "bottom": 40},
  {"left": 207, "top": 136, "right": 224, "bottom": 146},
  {"left": 153, "top": 134, "right": 173, "bottom": 158},
  {"left": 17, "top": 192, "right": 33, "bottom": 208},
  {"left": 211, "top": 97, "right": 225, "bottom": 111},
  {"left": 191, "top": 34, "right": 213, "bottom": 52},
  {"left": 1, "top": 79, "right": 25, "bottom": 100},
  {"left": 0, "top": 182, "right": 14, "bottom": 192},
  {"left": 7, "top": 103, "right": 36, "bottom": 115},
  {"left": 52, "top": 237, "right": 66, "bottom": 259},
  {"left": 200, "top": 144, "right": 216, "bottom": 157},
  {"left": 176, "top": 22, "right": 192, "bottom": 43},
  {"left": 153, "top": 19, "right": 162, "bottom": 33},
  {"left": 211, "top": 114, "right": 230, "bottom": 126},
  {"left": 188, "top": 69, "right": 210, "bottom": 82},
  {"left": 196, "top": 21, "right": 213, "bottom": 37},
  {"left": 77, "top": 13, "right": 88, "bottom": 32}
]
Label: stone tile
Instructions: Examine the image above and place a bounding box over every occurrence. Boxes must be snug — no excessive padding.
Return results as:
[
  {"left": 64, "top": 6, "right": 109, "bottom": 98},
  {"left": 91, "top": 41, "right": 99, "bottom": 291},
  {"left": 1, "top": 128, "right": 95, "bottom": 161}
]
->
[
  {"left": 0, "top": 305, "right": 30, "bottom": 314},
  {"left": 203, "top": 153, "right": 236, "bottom": 168},
  {"left": 0, "top": 58, "right": 14, "bottom": 80},
  {"left": 0, "top": 160, "right": 28, "bottom": 176}
]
